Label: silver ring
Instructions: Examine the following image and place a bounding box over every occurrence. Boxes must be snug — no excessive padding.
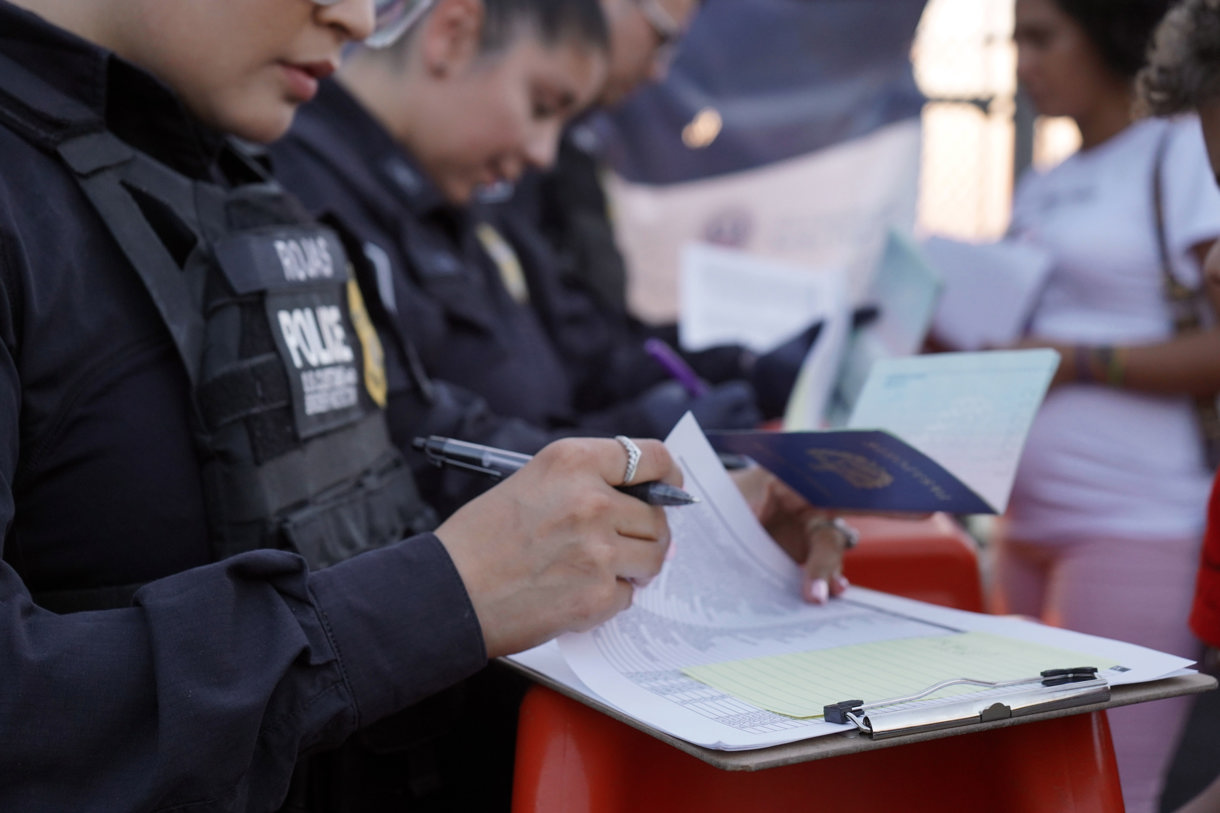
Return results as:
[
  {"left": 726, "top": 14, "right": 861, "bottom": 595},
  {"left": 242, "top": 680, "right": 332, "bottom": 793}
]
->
[
  {"left": 809, "top": 517, "right": 860, "bottom": 550},
  {"left": 614, "top": 435, "right": 642, "bottom": 485}
]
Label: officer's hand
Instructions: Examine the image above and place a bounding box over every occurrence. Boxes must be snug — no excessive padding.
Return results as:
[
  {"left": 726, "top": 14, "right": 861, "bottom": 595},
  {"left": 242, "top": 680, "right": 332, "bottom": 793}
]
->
[
  {"left": 731, "top": 466, "right": 855, "bottom": 604},
  {"left": 636, "top": 379, "right": 763, "bottom": 437},
  {"left": 435, "top": 437, "right": 678, "bottom": 658},
  {"left": 690, "top": 380, "right": 764, "bottom": 430},
  {"left": 750, "top": 321, "right": 823, "bottom": 419}
]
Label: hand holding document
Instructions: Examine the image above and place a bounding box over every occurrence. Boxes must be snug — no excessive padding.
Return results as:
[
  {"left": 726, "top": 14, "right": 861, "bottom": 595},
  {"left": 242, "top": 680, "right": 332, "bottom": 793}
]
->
[
  {"left": 507, "top": 414, "right": 1192, "bottom": 751},
  {"left": 714, "top": 349, "right": 1060, "bottom": 514}
]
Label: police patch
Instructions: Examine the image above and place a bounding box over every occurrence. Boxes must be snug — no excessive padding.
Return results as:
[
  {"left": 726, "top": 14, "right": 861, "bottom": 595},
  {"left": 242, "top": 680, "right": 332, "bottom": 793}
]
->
[{"left": 269, "top": 287, "right": 365, "bottom": 436}]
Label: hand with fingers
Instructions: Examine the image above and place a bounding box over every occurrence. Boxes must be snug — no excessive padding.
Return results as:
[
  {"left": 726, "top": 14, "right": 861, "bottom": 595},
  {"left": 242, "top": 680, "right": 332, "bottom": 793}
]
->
[
  {"left": 434, "top": 436, "right": 678, "bottom": 658},
  {"left": 730, "top": 465, "right": 859, "bottom": 604}
]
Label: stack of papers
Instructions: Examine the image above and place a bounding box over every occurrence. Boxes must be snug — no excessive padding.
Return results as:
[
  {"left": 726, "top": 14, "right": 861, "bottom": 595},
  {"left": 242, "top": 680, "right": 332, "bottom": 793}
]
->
[{"left": 508, "top": 414, "right": 1192, "bottom": 751}]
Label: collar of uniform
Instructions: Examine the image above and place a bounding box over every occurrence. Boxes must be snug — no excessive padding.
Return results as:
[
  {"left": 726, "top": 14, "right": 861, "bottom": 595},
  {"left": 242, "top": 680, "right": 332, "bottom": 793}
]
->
[{"left": 0, "top": 0, "right": 226, "bottom": 180}]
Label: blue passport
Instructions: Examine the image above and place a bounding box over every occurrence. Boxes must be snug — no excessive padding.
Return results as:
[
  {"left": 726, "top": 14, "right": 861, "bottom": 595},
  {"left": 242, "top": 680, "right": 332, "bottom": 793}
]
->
[{"left": 707, "top": 428, "right": 995, "bottom": 514}]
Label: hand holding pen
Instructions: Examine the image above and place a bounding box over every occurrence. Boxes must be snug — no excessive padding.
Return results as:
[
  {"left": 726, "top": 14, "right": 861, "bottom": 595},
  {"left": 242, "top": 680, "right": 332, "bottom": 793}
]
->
[
  {"left": 429, "top": 436, "right": 682, "bottom": 657},
  {"left": 414, "top": 435, "right": 699, "bottom": 507}
]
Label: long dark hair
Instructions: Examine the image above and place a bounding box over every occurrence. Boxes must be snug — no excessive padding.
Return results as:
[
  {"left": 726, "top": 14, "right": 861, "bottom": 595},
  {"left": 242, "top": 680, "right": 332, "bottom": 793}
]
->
[{"left": 1053, "top": 0, "right": 1175, "bottom": 79}]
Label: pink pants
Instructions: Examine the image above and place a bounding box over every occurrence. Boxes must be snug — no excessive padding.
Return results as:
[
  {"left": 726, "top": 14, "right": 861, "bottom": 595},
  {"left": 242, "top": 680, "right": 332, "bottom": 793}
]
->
[{"left": 991, "top": 532, "right": 1202, "bottom": 813}]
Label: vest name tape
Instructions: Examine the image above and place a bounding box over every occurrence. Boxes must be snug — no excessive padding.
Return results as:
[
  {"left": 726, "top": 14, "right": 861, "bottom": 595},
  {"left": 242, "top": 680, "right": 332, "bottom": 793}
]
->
[
  {"left": 275, "top": 235, "right": 336, "bottom": 283},
  {"left": 214, "top": 228, "right": 349, "bottom": 295}
]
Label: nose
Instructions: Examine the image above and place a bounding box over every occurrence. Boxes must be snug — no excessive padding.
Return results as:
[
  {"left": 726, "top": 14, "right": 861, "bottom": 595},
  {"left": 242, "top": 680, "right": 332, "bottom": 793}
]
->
[{"left": 315, "top": 0, "right": 377, "bottom": 44}]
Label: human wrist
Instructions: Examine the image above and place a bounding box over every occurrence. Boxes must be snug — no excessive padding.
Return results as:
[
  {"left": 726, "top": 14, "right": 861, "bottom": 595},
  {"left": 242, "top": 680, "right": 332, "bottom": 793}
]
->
[{"left": 1073, "top": 345, "right": 1125, "bottom": 387}]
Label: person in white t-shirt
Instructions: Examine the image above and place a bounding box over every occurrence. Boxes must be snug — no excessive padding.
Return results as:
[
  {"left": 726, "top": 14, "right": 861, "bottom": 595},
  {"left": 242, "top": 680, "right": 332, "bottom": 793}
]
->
[
  {"left": 1134, "top": 4, "right": 1220, "bottom": 812},
  {"left": 988, "top": 1, "right": 1220, "bottom": 811}
]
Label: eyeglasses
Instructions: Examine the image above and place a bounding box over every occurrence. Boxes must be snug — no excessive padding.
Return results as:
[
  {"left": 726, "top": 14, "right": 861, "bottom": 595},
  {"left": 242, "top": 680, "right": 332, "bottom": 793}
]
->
[
  {"left": 312, "top": 0, "right": 435, "bottom": 49},
  {"left": 634, "top": 0, "right": 685, "bottom": 64}
]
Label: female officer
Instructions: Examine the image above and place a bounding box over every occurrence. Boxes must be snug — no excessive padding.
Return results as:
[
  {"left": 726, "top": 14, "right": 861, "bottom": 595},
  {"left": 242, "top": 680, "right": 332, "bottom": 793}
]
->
[
  {"left": 0, "top": 0, "right": 852, "bottom": 809},
  {"left": 270, "top": 0, "right": 764, "bottom": 456},
  {"left": 0, "top": 0, "right": 682, "bottom": 808},
  {"left": 268, "top": 0, "right": 854, "bottom": 605}
]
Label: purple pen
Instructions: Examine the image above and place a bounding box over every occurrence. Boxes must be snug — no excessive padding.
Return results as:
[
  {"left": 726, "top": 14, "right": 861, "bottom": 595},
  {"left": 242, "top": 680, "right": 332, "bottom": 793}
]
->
[{"left": 643, "top": 337, "right": 709, "bottom": 397}]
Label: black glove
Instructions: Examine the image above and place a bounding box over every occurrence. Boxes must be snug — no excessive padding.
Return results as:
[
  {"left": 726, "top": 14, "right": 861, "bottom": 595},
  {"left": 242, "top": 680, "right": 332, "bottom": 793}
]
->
[
  {"left": 748, "top": 306, "right": 881, "bottom": 420},
  {"left": 749, "top": 321, "right": 824, "bottom": 420},
  {"left": 681, "top": 343, "right": 756, "bottom": 384},
  {"left": 635, "top": 379, "right": 763, "bottom": 436}
]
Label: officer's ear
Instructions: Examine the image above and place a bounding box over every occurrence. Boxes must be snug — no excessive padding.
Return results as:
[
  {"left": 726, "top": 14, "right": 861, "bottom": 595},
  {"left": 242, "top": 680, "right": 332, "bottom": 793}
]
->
[{"left": 417, "top": 0, "right": 484, "bottom": 80}]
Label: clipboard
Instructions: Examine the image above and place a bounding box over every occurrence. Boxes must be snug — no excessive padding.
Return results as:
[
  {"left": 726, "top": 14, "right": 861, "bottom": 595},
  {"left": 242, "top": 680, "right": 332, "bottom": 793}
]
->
[{"left": 823, "top": 667, "right": 1110, "bottom": 739}]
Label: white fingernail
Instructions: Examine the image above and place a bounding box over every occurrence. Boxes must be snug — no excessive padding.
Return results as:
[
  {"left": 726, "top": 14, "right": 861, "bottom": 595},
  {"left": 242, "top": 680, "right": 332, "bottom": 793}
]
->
[{"left": 807, "top": 578, "right": 829, "bottom": 604}]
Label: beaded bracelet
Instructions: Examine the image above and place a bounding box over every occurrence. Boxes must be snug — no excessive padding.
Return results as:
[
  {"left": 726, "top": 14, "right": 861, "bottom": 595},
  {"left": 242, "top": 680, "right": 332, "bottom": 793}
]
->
[
  {"left": 1098, "top": 344, "right": 1122, "bottom": 385},
  {"left": 1074, "top": 345, "right": 1125, "bottom": 387}
]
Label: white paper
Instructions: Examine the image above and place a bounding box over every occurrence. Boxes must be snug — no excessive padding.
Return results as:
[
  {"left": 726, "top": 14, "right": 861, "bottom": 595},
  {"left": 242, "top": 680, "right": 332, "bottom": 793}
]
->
[
  {"left": 824, "top": 229, "right": 943, "bottom": 427},
  {"left": 780, "top": 270, "right": 850, "bottom": 431},
  {"left": 505, "top": 414, "right": 1192, "bottom": 751},
  {"left": 921, "top": 236, "right": 1053, "bottom": 351},
  {"left": 846, "top": 349, "right": 1059, "bottom": 512},
  {"left": 678, "top": 242, "right": 845, "bottom": 353},
  {"left": 615, "top": 120, "right": 920, "bottom": 324}
]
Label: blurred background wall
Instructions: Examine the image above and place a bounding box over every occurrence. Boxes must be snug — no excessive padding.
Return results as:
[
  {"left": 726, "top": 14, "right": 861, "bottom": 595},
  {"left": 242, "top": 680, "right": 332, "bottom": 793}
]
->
[{"left": 596, "top": 0, "right": 1083, "bottom": 322}]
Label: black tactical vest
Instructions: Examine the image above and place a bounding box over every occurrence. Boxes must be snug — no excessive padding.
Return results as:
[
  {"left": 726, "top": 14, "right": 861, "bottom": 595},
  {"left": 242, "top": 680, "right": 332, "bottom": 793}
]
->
[{"left": 0, "top": 55, "right": 435, "bottom": 611}]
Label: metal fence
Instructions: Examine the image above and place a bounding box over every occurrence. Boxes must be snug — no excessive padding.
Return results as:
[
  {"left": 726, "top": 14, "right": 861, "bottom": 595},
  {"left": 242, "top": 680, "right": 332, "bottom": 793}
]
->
[{"left": 912, "top": 0, "right": 1079, "bottom": 241}]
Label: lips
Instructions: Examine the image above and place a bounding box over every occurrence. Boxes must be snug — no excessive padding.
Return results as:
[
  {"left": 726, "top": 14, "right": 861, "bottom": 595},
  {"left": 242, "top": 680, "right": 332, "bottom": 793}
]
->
[{"left": 279, "top": 59, "right": 337, "bottom": 103}]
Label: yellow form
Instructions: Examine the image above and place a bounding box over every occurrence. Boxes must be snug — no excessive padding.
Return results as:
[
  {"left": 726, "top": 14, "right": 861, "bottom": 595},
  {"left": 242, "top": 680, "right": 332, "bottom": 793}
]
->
[{"left": 684, "top": 630, "right": 1099, "bottom": 719}]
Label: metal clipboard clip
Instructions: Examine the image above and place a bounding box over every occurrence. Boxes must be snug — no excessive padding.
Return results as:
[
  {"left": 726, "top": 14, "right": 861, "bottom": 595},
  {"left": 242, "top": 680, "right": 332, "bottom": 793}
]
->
[{"left": 823, "top": 666, "right": 1110, "bottom": 739}]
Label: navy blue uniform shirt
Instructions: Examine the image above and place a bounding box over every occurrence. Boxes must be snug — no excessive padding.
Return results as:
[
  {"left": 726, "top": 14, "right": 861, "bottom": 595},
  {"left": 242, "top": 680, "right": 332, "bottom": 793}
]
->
[
  {"left": 516, "top": 123, "right": 758, "bottom": 399},
  {"left": 271, "top": 80, "right": 724, "bottom": 445},
  {"left": 0, "top": 4, "right": 484, "bottom": 809}
]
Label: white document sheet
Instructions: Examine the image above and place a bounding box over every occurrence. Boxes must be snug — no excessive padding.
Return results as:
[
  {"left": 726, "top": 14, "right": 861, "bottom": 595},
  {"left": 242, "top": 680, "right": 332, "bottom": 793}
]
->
[
  {"left": 823, "top": 229, "right": 943, "bottom": 427},
  {"left": 846, "top": 349, "right": 1059, "bottom": 513},
  {"left": 678, "top": 242, "right": 846, "bottom": 354},
  {"left": 921, "top": 236, "right": 1053, "bottom": 352},
  {"left": 507, "top": 414, "right": 1192, "bottom": 751},
  {"left": 780, "top": 271, "right": 850, "bottom": 431}
]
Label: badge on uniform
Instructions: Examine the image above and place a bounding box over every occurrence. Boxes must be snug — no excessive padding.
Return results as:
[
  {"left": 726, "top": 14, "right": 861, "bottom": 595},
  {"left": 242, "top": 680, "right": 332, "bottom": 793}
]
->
[{"left": 475, "top": 222, "right": 529, "bottom": 304}]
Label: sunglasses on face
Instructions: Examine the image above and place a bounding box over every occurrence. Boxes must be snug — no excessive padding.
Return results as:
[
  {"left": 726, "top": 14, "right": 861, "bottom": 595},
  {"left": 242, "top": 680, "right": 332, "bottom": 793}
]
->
[{"left": 312, "top": 0, "right": 435, "bottom": 49}]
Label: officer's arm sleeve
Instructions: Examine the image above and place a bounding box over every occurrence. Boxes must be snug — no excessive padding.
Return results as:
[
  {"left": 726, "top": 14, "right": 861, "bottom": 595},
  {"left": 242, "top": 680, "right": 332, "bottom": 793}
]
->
[
  {"left": 0, "top": 322, "right": 485, "bottom": 809},
  {"left": 0, "top": 536, "right": 485, "bottom": 810}
]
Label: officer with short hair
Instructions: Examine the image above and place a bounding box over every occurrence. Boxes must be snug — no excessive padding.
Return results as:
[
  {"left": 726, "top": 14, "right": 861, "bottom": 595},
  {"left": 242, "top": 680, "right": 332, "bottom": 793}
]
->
[{"left": 270, "top": 0, "right": 766, "bottom": 464}]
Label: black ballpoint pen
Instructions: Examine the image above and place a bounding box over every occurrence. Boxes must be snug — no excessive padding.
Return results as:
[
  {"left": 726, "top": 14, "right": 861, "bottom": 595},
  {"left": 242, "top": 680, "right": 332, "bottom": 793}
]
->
[{"left": 412, "top": 436, "right": 700, "bottom": 507}]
